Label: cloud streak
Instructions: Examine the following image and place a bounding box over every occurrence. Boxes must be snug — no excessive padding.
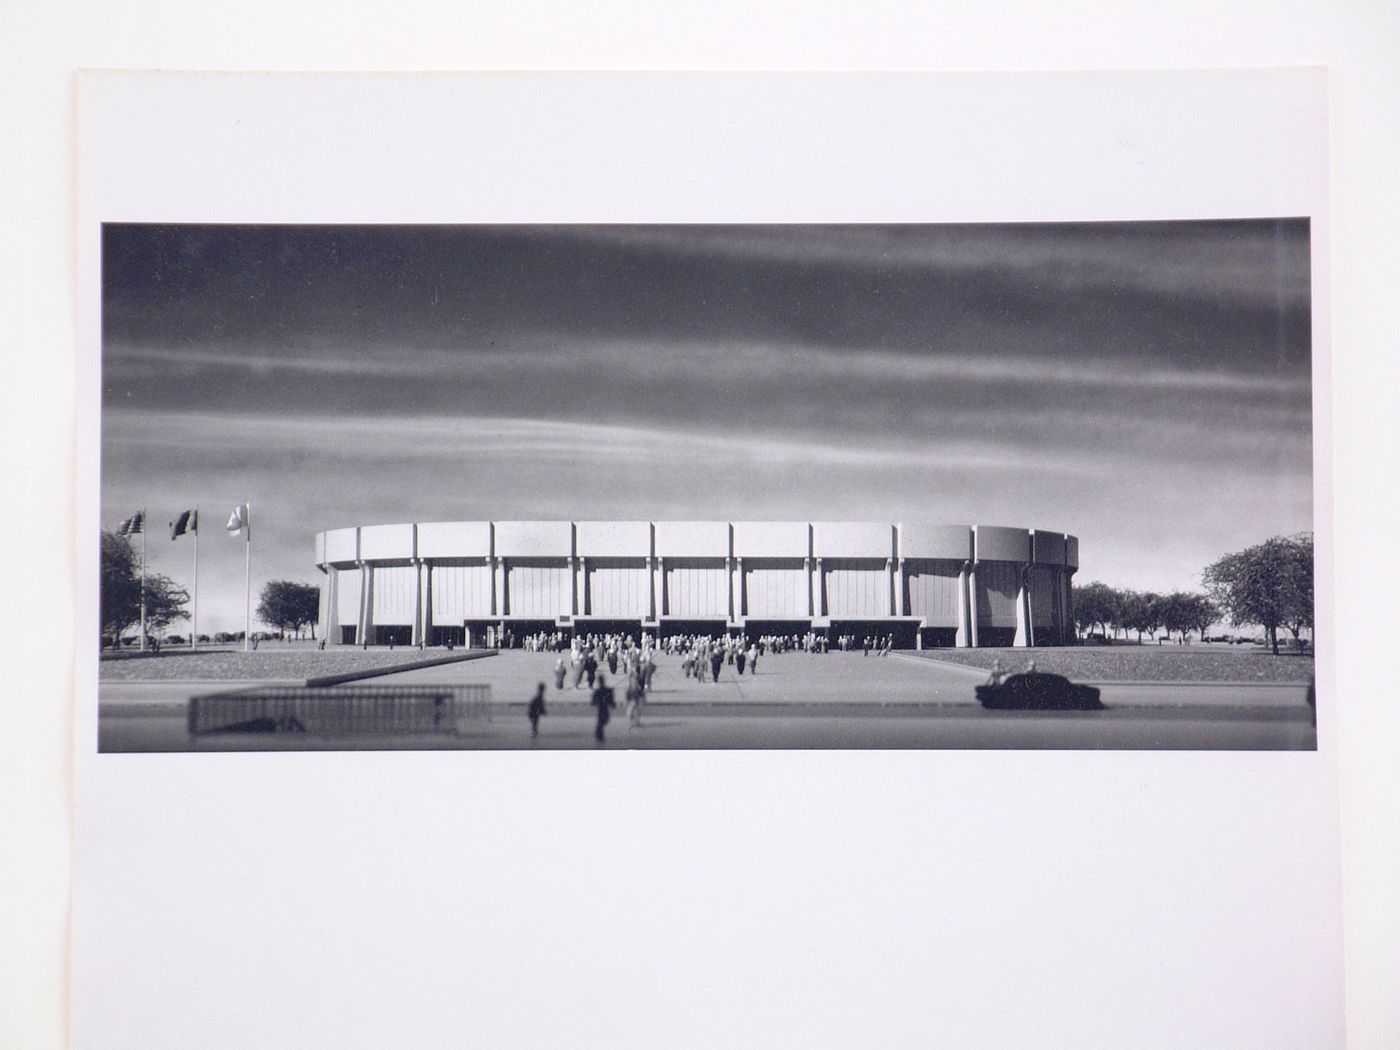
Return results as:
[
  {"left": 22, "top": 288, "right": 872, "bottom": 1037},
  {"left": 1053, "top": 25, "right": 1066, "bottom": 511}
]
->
[
  {"left": 100, "top": 221, "right": 1315, "bottom": 630},
  {"left": 107, "top": 337, "right": 1311, "bottom": 398}
]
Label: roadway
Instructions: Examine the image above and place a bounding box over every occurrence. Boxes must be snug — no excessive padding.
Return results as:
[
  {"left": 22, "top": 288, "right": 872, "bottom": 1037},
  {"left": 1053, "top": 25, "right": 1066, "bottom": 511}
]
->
[{"left": 97, "top": 650, "right": 1315, "bottom": 752}]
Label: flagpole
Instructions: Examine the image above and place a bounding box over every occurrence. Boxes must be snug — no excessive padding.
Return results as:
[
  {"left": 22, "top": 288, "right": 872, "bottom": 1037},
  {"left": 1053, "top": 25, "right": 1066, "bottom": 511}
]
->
[
  {"left": 139, "top": 509, "right": 148, "bottom": 652},
  {"left": 191, "top": 509, "right": 199, "bottom": 650},
  {"left": 244, "top": 502, "right": 252, "bottom": 652}
]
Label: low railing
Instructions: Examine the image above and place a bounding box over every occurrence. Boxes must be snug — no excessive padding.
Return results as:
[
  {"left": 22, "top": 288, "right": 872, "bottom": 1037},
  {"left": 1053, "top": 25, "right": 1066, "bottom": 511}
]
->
[{"left": 189, "top": 684, "right": 491, "bottom": 737}]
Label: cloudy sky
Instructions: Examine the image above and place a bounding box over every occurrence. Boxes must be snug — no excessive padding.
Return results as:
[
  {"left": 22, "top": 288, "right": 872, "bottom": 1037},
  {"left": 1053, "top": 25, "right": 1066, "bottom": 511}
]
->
[{"left": 101, "top": 222, "right": 1312, "bottom": 633}]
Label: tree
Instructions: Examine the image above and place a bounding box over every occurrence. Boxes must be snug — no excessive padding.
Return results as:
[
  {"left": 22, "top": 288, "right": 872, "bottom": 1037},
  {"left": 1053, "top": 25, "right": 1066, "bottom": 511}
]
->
[
  {"left": 257, "top": 580, "right": 321, "bottom": 639},
  {"left": 101, "top": 531, "right": 141, "bottom": 646},
  {"left": 100, "top": 531, "right": 190, "bottom": 646},
  {"left": 1119, "top": 590, "right": 1165, "bottom": 643},
  {"left": 1203, "top": 534, "right": 1313, "bottom": 655},
  {"left": 1278, "top": 533, "right": 1315, "bottom": 647},
  {"left": 1159, "top": 591, "right": 1217, "bottom": 644},
  {"left": 1180, "top": 593, "right": 1218, "bottom": 644},
  {"left": 1073, "top": 582, "right": 1121, "bottom": 641}
]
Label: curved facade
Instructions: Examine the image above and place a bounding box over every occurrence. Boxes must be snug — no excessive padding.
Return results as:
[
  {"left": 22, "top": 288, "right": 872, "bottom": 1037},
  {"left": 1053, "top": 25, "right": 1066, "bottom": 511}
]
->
[{"left": 314, "top": 521, "right": 1079, "bottom": 649}]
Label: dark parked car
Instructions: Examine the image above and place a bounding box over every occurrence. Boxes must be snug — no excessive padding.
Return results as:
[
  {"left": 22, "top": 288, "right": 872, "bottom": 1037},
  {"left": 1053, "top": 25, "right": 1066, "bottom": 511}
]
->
[{"left": 976, "top": 672, "right": 1104, "bottom": 711}]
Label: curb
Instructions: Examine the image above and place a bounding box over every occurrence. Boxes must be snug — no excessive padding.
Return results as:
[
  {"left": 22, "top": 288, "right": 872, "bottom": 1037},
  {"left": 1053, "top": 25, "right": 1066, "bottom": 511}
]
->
[
  {"left": 892, "top": 654, "right": 1310, "bottom": 688},
  {"left": 889, "top": 652, "right": 997, "bottom": 678},
  {"left": 304, "top": 649, "right": 497, "bottom": 687},
  {"left": 1083, "top": 680, "right": 1309, "bottom": 688}
]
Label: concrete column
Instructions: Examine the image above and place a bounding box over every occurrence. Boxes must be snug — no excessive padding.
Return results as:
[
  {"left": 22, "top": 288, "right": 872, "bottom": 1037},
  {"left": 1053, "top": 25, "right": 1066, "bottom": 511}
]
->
[
  {"left": 579, "top": 557, "right": 588, "bottom": 616},
  {"left": 570, "top": 555, "right": 581, "bottom": 616},
  {"left": 804, "top": 557, "right": 814, "bottom": 616},
  {"left": 494, "top": 558, "right": 508, "bottom": 616},
  {"left": 815, "top": 557, "right": 826, "bottom": 616},
  {"left": 1062, "top": 570, "right": 1076, "bottom": 645},
  {"left": 411, "top": 559, "right": 424, "bottom": 647},
  {"left": 734, "top": 557, "right": 745, "bottom": 618},
  {"left": 727, "top": 557, "right": 738, "bottom": 621},
  {"left": 418, "top": 561, "right": 434, "bottom": 647},
  {"left": 887, "top": 558, "right": 898, "bottom": 616},
  {"left": 651, "top": 556, "right": 663, "bottom": 619},
  {"left": 359, "top": 562, "right": 375, "bottom": 646},
  {"left": 962, "top": 561, "right": 977, "bottom": 648},
  {"left": 325, "top": 568, "right": 340, "bottom": 645},
  {"left": 1013, "top": 565, "right": 1032, "bottom": 647}
]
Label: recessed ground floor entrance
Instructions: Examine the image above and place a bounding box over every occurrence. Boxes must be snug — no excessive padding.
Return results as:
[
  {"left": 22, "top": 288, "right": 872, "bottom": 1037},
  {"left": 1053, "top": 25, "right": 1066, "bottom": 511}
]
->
[
  {"left": 460, "top": 618, "right": 563, "bottom": 648},
  {"left": 571, "top": 618, "right": 644, "bottom": 642},
  {"left": 658, "top": 618, "right": 728, "bottom": 641},
  {"left": 827, "top": 619, "right": 921, "bottom": 650},
  {"left": 743, "top": 619, "right": 816, "bottom": 643}
]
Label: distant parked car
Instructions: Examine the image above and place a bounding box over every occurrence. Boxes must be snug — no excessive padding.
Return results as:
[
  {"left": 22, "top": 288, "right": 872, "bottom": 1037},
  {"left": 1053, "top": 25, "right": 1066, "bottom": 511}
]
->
[
  {"left": 165, "top": 635, "right": 184, "bottom": 646},
  {"left": 976, "top": 672, "right": 1104, "bottom": 711}
]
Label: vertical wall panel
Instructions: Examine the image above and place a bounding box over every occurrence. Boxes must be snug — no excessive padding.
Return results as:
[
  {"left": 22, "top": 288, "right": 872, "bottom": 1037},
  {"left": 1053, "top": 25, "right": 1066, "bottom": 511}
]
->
[
  {"left": 906, "top": 559, "right": 962, "bottom": 626},
  {"left": 976, "top": 562, "right": 1020, "bottom": 626},
  {"left": 431, "top": 562, "right": 493, "bottom": 621},
  {"left": 335, "top": 568, "right": 362, "bottom": 626},
  {"left": 824, "top": 563, "right": 887, "bottom": 617},
  {"left": 1030, "top": 565, "right": 1058, "bottom": 627},
  {"left": 665, "top": 562, "right": 728, "bottom": 617},
  {"left": 745, "top": 565, "right": 807, "bottom": 617},
  {"left": 371, "top": 564, "right": 417, "bottom": 625},
  {"left": 586, "top": 562, "right": 649, "bottom": 617},
  {"left": 507, "top": 564, "right": 571, "bottom": 617}
]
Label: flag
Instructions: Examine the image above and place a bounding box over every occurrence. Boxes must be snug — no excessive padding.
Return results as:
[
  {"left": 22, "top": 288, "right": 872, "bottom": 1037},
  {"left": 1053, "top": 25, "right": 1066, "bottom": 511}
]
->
[
  {"left": 117, "top": 512, "right": 144, "bottom": 536},
  {"left": 226, "top": 503, "right": 250, "bottom": 537},
  {"left": 170, "top": 509, "right": 197, "bottom": 540}
]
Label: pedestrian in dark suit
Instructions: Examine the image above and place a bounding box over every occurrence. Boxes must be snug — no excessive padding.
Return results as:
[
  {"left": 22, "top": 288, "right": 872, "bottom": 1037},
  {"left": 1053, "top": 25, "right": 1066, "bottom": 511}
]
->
[
  {"left": 591, "top": 676, "right": 616, "bottom": 744},
  {"left": 528, "top": 682, "right": 547, "bottom": 739}
]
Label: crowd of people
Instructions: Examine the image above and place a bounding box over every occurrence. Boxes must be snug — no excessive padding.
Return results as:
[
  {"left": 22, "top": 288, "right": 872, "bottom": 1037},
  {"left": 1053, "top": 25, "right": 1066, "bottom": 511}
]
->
[
  {"left": 525, "top": 628, "right": 872, "bottom": 744},
  {"left": 499, "top": 629, "right": 571, "bottom": 652},
  {"left": 498, "top": 628, "right": 881, "bottom": 654},
  {"left": 833, "top": 633, "right": 896, "bottom": 656}
]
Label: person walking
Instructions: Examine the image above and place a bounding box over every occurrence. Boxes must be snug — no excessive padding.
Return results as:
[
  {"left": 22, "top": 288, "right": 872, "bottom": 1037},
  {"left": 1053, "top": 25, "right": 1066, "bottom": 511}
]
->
[
  {"left": 709, "top": 648, "right": 724, "bottom": 683},
  {"left": 553, "top": 655, "right": 567, "bottom": 690},
  {"left": 528, "top": 682, "right": 547, "bottom": 739},
  {"left": 735, "top": 647, "right": 747, "bottom": 676},
  {"left": 985, "top": 659, "right": 1006, "bottom": 687},
  {"left": 625, "top": 667, "right": 645, "bottom": 728},
  {"left": 591, "top": 675, "right": 616, "bottom": 744},
  {"left": 584, "top": 650, "right": 599, "bottom": 688}
]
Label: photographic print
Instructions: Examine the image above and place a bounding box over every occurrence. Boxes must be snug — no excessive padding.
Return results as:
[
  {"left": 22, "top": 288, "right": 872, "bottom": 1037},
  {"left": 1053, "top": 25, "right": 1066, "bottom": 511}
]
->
[
  {"left": 98, "top": 219, "right": 1316, "bottom": 752},
  {"left": 73, "top": 70, "right": 1344, "bottom": 1050}
]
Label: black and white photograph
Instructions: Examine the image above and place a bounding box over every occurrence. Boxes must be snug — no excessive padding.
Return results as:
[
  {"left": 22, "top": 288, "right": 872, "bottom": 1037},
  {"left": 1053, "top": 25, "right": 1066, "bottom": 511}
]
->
[
  {"left": 99, "top": 218, "right": 1316, "bottom": 752},
  {"left": 60, "top": 68, "right": 1356, "bottom": 1050}
]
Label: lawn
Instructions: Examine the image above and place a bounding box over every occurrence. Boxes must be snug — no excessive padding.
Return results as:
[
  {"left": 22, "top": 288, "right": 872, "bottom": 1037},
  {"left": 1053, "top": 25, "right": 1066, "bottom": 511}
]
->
[
  {"left": 907, "top": 645, "right": 1314, "bottom": 683},
  {"left": 98, "top": 647, "right": 488, "bottom": 682}
]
